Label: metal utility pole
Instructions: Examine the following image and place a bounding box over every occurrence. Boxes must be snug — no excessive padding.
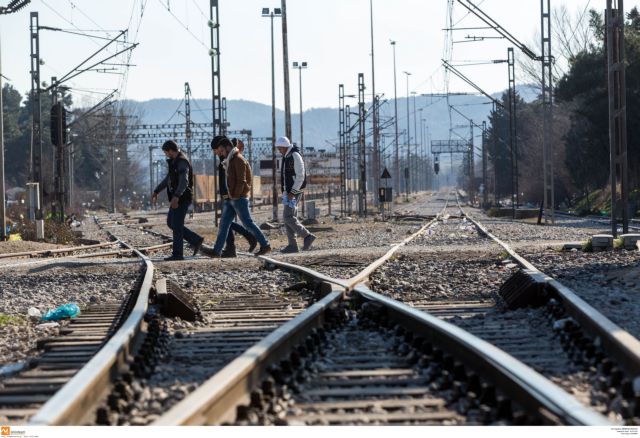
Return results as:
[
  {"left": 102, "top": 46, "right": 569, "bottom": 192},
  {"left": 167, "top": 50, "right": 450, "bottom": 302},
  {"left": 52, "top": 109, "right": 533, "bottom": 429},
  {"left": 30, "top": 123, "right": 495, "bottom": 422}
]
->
[
  {"left": 469, "top": 120, "right": 475, "bottom": 205},
  {"left": 455, "top": 0, "right": 552, "bottom": 219},
  {"left": 221, "top": 97, "right": 228, "bottom": 135},
  {"left": 403, "top": 71, "right": 411, "bottom": 198},
  {"left": 607, "top": 0, "right": 629, "bottom": 236},
  {"left": 369, "top": 0, "right": 380, "bottom": 208},
  {"left": 373, "top": 94, "right": 381, "bottom": 200},
  {"left": 148, "top": 146, "right": 155, "bottom": 207},
  {"left": 390, "top": 40, "right": 400, "bottom": 202},
  {"left": 51, "top": 83, "right": 65, "bottom": 223},
  {"left": 262, "top": 7, "right": 282, "bottom": 221},
  {"left": 184, "top": 82, "right": 195, "bottom": 215},
  {"left": 419, "top": 116, "right": 425, "bottom": 191},
  {"left": 338, "top": 84, "right": 346, "bottom": 216},
  {"left": 281, "top": 0, "right": 292, "bottom": 141},
  {"left": 412, "top": 92, "right": 418, "bottom": 193},
  {"left": 507, "top": 47, "right": 517, "bottom": 217},
  {"left": 30, "top": 11, "right": 43, "bottom": 218},
  {"left": 357, "top": 73, "right": 367, "bottom": 217},
  {"left": 482, "top": 121, "right": 488, "bottom": 208},
  {"left": 541, "top": 0, "right": 554, "bottom": 224},
  {"left": 345, "top": 104, "right": 352, "bottom": 214},
  {"left": 209, "top": 0, "right": 222, "bottom": 224},
  {"left": 110, "top": 136, "right": 116, "bottom": 214},
  {"left": 0, "top": 34, "right": 5, "bottom": 239}
]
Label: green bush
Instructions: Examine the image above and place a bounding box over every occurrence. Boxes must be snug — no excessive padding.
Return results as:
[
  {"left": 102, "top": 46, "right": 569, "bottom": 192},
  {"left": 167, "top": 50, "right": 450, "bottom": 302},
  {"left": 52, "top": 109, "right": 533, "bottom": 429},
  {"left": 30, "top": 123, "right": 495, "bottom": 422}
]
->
[{"left": 582, "top": 239, "right": 593, "bottom": 253}]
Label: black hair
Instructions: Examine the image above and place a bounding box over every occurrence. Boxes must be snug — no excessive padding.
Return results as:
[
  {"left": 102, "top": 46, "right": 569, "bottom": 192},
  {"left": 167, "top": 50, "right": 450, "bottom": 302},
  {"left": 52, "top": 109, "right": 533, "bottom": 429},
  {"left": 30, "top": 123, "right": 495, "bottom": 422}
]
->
[
  {"left": 162, "top": 140, "right": 179, "bottom": 152},
  {"left": 211, "top": 135, "right": 232, "bottom": 150}
]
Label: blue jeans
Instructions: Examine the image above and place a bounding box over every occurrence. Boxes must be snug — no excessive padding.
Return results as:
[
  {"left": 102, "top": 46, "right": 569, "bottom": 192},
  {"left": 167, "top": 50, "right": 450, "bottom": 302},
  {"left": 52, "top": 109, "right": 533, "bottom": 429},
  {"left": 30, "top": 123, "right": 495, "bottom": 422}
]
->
[
  {"left": 232, "top": 197, "right": 269, "bottom": 248},
  {"left": 167, "top": 202, "right": 202, "bottom": 257},
  {"left": 214, "top": 198, "right": 269, "bottom": 253},
  {"left": 213, "top": 200, "right": 237, "bottom": 254}
]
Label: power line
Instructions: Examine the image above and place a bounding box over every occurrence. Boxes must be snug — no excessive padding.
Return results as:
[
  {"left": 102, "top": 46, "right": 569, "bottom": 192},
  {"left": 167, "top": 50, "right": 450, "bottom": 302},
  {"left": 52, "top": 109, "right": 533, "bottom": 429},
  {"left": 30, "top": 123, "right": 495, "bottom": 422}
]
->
[{"left": 156, "top": 0, "right": 208, "bottom": 50}]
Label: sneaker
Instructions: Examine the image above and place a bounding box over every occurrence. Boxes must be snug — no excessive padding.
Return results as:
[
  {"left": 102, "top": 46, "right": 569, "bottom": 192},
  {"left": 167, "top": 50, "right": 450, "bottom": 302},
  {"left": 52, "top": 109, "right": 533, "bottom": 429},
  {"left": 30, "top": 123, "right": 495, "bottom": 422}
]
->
[
  {"left": 163, "top": 255, "right": 184, "bottom": 261},
  {"left": 254, "top": 245, "right": 272, "bottom": 256},
  {"left": 302, "top": 234, "right": 316, "bottom": 251},
  {"left": 221, "top": 246, "right": 237, "bottom": 258},
  {"left": 246, "top": 234, "right": 258, "bottom": 253},
  {"left": 192, "top": 237, "right": 204, "bottom": 256},
  {"left": 280, "top": 244, "right": 300, "bottom": 254}
]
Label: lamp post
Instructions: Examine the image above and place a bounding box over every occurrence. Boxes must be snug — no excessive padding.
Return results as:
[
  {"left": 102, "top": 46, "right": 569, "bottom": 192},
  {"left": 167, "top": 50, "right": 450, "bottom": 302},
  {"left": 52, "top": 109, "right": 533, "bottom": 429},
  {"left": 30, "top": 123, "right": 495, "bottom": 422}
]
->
[
  {"left": 292, "top": 61, "right": 307, "bottom": 151},
  {"left": 403, "top": 71, "right": 411, "bottom": 199},
  {"left": 262, "top": 7, "right": 282, "bottom": 221},
  {"left": 390, "top": 40, "right": 399, "bottom": 203}
]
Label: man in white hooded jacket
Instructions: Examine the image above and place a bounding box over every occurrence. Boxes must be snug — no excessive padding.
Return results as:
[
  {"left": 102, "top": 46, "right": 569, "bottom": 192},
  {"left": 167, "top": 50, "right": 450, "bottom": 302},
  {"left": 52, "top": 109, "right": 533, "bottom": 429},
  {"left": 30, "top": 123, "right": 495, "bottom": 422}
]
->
[{"left": 276, "top": 136, "right": 316, "bottom": 253}]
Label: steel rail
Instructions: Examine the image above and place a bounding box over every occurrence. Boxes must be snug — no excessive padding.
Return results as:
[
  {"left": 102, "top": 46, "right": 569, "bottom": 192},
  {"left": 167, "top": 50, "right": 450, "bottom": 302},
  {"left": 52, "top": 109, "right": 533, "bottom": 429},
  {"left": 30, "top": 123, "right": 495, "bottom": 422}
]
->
[
  {"left": 554, "top": 211, "right": 640, "bottom": 232},
  {"left": 354, "top": 284, "right": 611, "bottom": 425},
  {"left": 153, "top": 285, "right": 345, "bottom": 425},
  {"left": 29, "top": 234, "right": 154, "bottom": 425},
  {"left": 154, "top": 192, "right": 609, "bottom": 425},
  {"left": 464, "top": 210, "right": 640, "bottom": 379},
  {"left": 0, "top": 241, "right": 118, "bottom": 259}
]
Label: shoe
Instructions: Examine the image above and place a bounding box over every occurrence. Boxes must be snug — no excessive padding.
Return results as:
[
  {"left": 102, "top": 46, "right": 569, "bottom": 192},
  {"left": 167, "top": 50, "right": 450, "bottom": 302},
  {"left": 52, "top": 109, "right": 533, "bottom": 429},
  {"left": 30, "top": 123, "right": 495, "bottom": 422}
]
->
[
  {"left": 163, "top": 255, "right": 184, "bottom": 261},
  {"left": 280, "top": 244, "right": 299, "bottom": 254},
  {"left": 302, "top": 234, "right": 316, "bottom": 251},
  {"left": 192, "top": 237, "right": 204, "bottom": 256},
  {"left": 198, "top": 245, "right": 219, "bottom": 258},
  {"left": 254, "top": 245, "right": 272, "bottom": 256},
  {"left": 221, "top": 246, "right": 237, "bottom": 258},
  {"left": 246, "top": 234, "right": 258, "bottom": 252}
]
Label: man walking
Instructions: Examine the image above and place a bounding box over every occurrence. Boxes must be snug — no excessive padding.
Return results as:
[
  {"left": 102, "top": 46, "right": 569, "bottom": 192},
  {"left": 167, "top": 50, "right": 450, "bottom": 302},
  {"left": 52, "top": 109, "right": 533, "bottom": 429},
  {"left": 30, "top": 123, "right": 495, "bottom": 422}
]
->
[
  {"left": 276, "top": 136, "right": 316, "bottom": 253},
  {"left": 151, "top": 140, "right": 204, "bottom": 261},
  {"left": 210, "top": 136, "right": 257, "bottom": 257},
  {"left": 210, "top": 136, "right": 271, "bottom": 256}
]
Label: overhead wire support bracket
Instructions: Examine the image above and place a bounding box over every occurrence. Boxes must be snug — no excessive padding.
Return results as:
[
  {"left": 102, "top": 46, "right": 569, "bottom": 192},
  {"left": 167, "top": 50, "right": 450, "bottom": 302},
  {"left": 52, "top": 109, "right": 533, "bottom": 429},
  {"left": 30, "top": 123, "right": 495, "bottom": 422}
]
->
[
  {"left": 456, "top": 0, "right": 540, "bottom": 60},
  {"left": 442, "top": 60, "right": 503, "bottom": 109}
]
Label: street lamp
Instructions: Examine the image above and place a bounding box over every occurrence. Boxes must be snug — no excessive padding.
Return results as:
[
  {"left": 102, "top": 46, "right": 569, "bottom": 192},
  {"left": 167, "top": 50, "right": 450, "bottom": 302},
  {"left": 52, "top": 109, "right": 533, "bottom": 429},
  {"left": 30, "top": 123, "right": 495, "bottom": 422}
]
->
[
  {"left": 292, "top": 61, "right": 308, "bottom": 152},
  {"left": 262, "top": 7, "right": 282, "bottom": 221},
  {"left": 403, "top": 71, "right": 411, "bottom": 199},
  {"left": 390, "top": 40, "right": 400, "bottom": 202}
]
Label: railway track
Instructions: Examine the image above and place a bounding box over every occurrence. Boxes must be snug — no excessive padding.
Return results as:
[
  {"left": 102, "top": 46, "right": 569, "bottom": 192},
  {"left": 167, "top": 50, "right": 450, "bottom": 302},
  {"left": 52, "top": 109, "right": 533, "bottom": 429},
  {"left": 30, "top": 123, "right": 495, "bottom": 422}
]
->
[
  {"left": 146, "top": 192, "right": 625, "bottom": 425},
  {"left": 3, "top": 191, "right": 637, "bottom": 425},
  {"left": 0, "top": 224, "right": 154, "bottom": 424},
  {"left": 370, "top": 194, "right": 640, "bottom": 423}
]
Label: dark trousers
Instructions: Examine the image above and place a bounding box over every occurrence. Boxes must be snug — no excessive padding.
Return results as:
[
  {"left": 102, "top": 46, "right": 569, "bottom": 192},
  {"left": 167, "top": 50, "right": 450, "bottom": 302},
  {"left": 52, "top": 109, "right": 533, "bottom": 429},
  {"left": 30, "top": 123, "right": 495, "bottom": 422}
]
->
[
  {"left": 166, "top": 202, "right": 202, "bottom": 257},
  {"left": 226, "top": 221, "right": 252, "bottom": 249}
]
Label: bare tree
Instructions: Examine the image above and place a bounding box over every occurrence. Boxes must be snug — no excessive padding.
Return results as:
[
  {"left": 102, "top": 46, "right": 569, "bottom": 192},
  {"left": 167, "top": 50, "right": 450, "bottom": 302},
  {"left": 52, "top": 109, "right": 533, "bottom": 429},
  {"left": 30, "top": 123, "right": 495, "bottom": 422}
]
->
[{"left": 517, "top": 4, "right": 597, "bottom": 90}]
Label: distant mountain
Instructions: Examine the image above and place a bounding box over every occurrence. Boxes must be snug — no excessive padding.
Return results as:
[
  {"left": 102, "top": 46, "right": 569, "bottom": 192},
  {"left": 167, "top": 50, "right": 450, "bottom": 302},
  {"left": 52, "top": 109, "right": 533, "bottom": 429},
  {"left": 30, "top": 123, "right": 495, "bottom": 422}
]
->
[{"left": 123, "top": 85, "right": 537, "bottom": 155}]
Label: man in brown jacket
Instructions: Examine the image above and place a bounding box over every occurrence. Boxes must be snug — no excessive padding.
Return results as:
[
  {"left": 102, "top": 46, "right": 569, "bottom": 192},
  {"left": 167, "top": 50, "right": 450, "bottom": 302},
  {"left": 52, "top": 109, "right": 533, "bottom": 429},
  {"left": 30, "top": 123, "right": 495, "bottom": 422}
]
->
[{"left": 211, "top": 136, "right": 271, "bottom": 256}]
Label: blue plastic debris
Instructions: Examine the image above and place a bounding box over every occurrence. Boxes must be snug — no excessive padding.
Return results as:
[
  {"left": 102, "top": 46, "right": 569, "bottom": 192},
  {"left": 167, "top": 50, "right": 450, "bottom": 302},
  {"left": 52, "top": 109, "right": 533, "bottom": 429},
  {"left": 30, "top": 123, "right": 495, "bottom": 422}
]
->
[{"left": 42, "top": 303, "right": 81, "bottom": 321}]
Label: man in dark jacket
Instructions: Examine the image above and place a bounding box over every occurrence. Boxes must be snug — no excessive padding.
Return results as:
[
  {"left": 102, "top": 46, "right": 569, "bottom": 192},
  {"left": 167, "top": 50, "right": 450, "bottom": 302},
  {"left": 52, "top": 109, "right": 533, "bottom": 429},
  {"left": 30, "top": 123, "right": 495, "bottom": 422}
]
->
[
  {"left": 212, "top": 136, "right": 257, "bottom": 257},
  {"left": 151, "top": 140, "right": 204, "bottom": 261},
  {"left": 276, "top": 136, "right": 316, "bottom": 253},
  {"left": 211, "top": 135, "right": 271, "bottom": 256}
]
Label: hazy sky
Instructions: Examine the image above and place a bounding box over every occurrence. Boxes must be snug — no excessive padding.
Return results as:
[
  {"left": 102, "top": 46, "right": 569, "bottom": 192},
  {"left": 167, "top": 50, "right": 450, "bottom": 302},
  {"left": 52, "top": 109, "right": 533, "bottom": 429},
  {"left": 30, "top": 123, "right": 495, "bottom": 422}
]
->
[{"left": 2, "top": 0, "right": 600, "bottom": 110}]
